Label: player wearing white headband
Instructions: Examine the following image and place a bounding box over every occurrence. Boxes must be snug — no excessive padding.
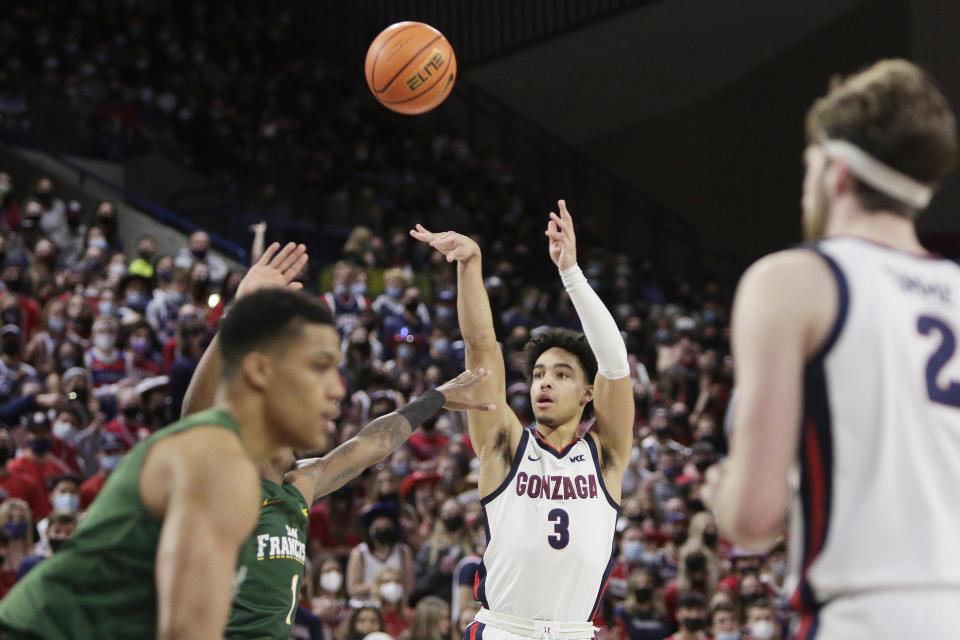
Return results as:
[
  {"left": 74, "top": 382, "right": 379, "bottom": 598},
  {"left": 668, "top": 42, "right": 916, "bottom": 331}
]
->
[{"left": 705, "top": 59, "right": 960, "bottom": 639}]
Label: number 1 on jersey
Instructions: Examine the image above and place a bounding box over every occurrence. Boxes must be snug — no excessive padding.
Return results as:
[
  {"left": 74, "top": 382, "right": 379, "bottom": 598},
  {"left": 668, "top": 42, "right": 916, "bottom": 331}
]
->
[{"left": 285, "top": 574, "right": 299, "bottom": 625}]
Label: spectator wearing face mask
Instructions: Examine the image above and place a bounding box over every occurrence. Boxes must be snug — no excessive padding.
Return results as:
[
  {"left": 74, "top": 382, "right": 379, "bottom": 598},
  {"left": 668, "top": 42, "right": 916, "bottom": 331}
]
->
[
  {"left": 0, "top": 498, "right": 34, "bottom": 578},
  {"left": 667, "top": 592, "right": 708, "bottom": 640},
  {"left": 92, "top": 200, "right": 122, "bottom": 252},
  {"left": 83, "top": 315, "right": 131, "bottom": 388},
  {"left": 51, "top": 200, "right": 87, "bottom": 266},
  {"left": 122, "top": 320, "right": 161, "bottom": 383},
  {"left": 78, "top": 432, "right": 125, "bottom": 509},
  {"left": 16, "top": 507, "right": 76, "bottom": 580},
  {"left": 662, "top": 546, "right": 716, "bottom": 627},
  {"left": 146, "top": 260, "right": 187, "bottom": 344},
  {"left": 615, "top": 567, "right": 669, "bottom": 640},
  {"left": 310, "top": 557, "right": 349, "bottom": 640},
  {"left": 34, "top": 473, "right": 80, "bottom": 554},
  {"left": 117, "top": 271, "right": 153, "bottom": 316},
  {"left": 0, "top": 324, "right": 38, "bottom": 403},
  {"left": 167, "top": 313, "right": 208, "bottom": 411},
  {"left": 174, "top": 230, "right": 227, "bottom": 285},
  {"left": 127, "top": 234, "right": 157, "bottom": 279},
  {"left": 102, "top": 385, "right": 149, "bottom": 449},
  {"left": 710, "top": 603, "right": 741, "bottom": 640},
  {"left": 0, "top": 427, "right": 48, "bottom": 521},
  {"left": 321, "top": 261, "right": 371, "bottom": 339},
  {"left": 33, "top": 177, "right": 66, "bottom": 239},
  {"left": 742, "top": 600, "right": 779, "bottom": 640},
  {"left": 411, "top": 498, "right": 473, "bottom": 606},
  {"left": 372, "top": 268, "right": 410, "bottom": 321},
  {"left": 371, "top": 566, "right": 412, "bottom": 638},
  {"left": 348, "top": 503, "right": 414, "bottom": 600},
  {"left": 9, "top": 412, "right": 73, "bottom": 488},
  {"left": 1, "top": 265, "right": 42, "bottom": 341},
  {"left": 641, "top": 408, "right": 684, "bottom": 470}
]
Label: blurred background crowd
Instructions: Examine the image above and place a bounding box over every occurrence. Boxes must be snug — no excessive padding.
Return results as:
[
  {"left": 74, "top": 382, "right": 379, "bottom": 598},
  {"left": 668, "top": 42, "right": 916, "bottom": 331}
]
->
[{"left": 0, "top": 2, "right": 791, "bottom": 640}]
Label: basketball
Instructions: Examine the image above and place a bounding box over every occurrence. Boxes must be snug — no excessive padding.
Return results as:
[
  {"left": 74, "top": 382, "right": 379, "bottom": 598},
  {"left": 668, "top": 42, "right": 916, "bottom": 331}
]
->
[{"left": 365, "top": 21, "right": 457, "bottom": 115}]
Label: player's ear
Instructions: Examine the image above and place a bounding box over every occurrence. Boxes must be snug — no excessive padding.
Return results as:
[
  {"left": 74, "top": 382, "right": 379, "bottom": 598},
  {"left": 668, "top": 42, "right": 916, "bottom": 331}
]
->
[
  {"left": 581, "top": 383, "right": 594, "bottom": 406},
  {"left": 826, "top": 157, "right": 856, "bottom": 198},
  {"left": 240, "top": 351, "right": 272, "bottom": 391}
]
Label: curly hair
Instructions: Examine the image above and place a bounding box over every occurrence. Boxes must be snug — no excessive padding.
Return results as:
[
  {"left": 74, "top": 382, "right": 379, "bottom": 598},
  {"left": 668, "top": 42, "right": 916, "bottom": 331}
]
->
[{"left": 522, "top": 327, "right": 598, "bottom": 421}]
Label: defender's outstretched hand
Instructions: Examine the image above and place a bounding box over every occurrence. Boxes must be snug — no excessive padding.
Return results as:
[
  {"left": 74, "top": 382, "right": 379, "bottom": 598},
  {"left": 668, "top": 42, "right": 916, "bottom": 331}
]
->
[
  {"left": 436, "top": 368, "right": 497, "bottom": 411},
  {"left": 410, "top": 224, "right": 480, "bottom": 263},
  {"left": 236, "top": 242, "right": 308, "bottom": 299},
  {"left": 545, "top": 199, "right": 578, "bottom": 271}
]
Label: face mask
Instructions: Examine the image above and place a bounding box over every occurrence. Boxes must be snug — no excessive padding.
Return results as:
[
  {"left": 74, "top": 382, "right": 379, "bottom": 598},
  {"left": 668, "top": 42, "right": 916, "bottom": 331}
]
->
[
  {"left": 94, "top": 333, "right": 115, "bottom": 351},
  {"left": 36, "top": 191, "right": 53, "bottom": 206},
  {"left": 53, "top": 493, "right": 80, "bottom": 513},
  {"left": 89, "top": 238, "right": 109, "bottom": 250},
  {"left": 48, "top": 317, "right": 65, "bottom": 333},
  {"left": 396, "top": 344, "right": 415, "bottom": 361},
  {"left": 122, "top": 406, "right": 141, "bottom": 422},
  {"left": 320, "top": 570, "right": 342, "bottom": 593},
  {"left": 1, "top": 336, "right": 20, "bottom": 357},
  {"left": 0, "top": 182, "right": 10, "bottom": 195},
  {"left": 633, "top": 587, "right": 653, "bottom": 603},
  {"left": 0, "top": 444, "right": 10, "bottom": 464},
  {"left": 393, "top": 462, "right": 410, "bottom": 478},
  {"left": 443, "top": 514, "right": 465, "bottom": 532},
  {"left": 435, "top": 307, "right": 454, "bottom": 319},
  {"left": 680, "top": 617, "right": 706, "bottom": 632},
  {"left": 622, "top": 540, "right": 645, "bottom": 564},
  {"left": 125, "top": 292, "right": 147, "bottom": 309},
  {"left": 351, "top": 283, "right": 367, "bottom": 297},
  {"left": 1, "top": 308, "right": 20, "bottom": 326},
  {"left": 749, "top": 620, "right": 776, "bottom": 640},
  {"left": 386, "top": 286, "right": 403, "bottom": 298},
  {"left": 655, "top": 329, "right": 671, "bottom": 343},
  {"left": 379, "top": 581, "right": 403, "bottom": 604},
  {"left": 716, "top": 632, "right": 741, "bottom": 640},
  {"left": 49, "top": 537, "right": 67, "bottom": 552},
  {"left": 703, "top": 531, "right": 718, "bottom": 547},
  {"left": 108, "top": 263, "right": 126, "bottom": 279},
  {"left": 98, "top": 302, "right": 115, "bottom": 316},
  {"left": 371, "top": 527, "right": 397, "bottom": 546},
  {"left": 432, "top": 339, "right": 449, "bottom": 354},
  {"left": 28, "top": 438, "right": 52, "bottom": 455},
  {"left": 52, "top": 420, "right": 76, "bottom": 440},
  {"left": 130, "top": 336, "right": 150, "bottom": 355},
  {"left": 333, "top": 284, "right": 348, "bottom": 296},
  {"left": 191, "top": 248, "right": 207, "bottom": 261},
  {"left": 100, "top": 454, "right": 123, "bottom": 471},
  {"left": 3, "top": 521, "right": 27, "bottom": 540},
  {"left": 157, "top": 268, "right": 173, "bottom": 283}
]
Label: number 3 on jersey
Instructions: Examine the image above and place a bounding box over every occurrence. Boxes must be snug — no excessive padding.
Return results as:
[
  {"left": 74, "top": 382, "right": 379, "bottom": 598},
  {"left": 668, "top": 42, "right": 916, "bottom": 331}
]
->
[
  {"left": 918, "top": 315, "right": 960, "bottom": 408},
  {"left": 547, "top": 508, "right": 569, "bottom": 549}
]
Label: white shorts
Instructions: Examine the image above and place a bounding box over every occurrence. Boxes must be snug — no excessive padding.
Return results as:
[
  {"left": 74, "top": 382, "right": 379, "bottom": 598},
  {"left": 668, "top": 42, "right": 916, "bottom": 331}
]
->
[
  {"left": 798, "top": 589, "right": 960, "bottom": 638},
  {"left": 463, "top": 609, "right": 597, "bottom": 640}
]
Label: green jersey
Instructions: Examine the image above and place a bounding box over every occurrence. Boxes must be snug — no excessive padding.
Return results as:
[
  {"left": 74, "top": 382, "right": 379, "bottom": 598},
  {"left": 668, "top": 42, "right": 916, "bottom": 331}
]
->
[
  {"left": 227, "top": 478, "right": 309, "bottom": 639},
  {"left": 0, "top": 408, "right": 243, "bottom": 640}
]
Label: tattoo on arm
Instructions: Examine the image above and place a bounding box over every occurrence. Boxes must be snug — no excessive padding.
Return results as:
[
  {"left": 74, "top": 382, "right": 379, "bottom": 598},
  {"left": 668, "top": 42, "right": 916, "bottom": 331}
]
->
[{"left": 298, "top": 413, "right": 414, "bottom": 501}]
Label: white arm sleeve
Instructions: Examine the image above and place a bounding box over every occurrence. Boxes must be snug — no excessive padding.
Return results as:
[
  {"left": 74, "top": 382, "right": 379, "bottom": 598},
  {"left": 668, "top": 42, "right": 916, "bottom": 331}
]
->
[{"left": 560, "top": 264, "right": 630, "bottom": 380}]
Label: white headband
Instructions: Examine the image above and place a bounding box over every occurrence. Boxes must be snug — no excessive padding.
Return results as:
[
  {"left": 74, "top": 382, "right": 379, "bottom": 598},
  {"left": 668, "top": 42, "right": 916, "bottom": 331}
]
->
[{"left": 820, "top": 139, "right": 933, "bottom": 210}]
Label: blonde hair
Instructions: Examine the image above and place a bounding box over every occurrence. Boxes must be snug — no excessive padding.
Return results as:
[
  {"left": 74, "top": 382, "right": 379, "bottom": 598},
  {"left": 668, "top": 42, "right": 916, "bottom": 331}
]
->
[
  {"left": 410, "top": 596, "right": 450, "bottom": 640},
  {"left": 0, "top": 498, "right": 35, "bottom": 548},
  {"left": 371, "top": 566, "right": 403, "bottom": 608},
  {"left": 343, "top": 227, "right": 373, "bottom": 256}
]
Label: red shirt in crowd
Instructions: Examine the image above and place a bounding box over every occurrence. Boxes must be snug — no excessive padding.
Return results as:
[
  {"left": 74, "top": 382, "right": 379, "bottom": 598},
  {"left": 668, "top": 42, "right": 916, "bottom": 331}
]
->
[
  {"left": 79, "top": 472, "right": 108, "bottom": 510},
  {"left": 7, "top": 455, "right": 70, "bottom": 490},
  {"left": 382, "top": 607, "right": 411, "bottom": 639},
  {"left": 307, "top": 502, "right": 361, "bottom": 551},
  {"left": 17, "top": 294, "right": 41, "bottom": 342},
  {"left": 103, "top": 419, "right": 151, "bottom": 450},
  {"left": 0, "top": 466, "right": 49, "bottom": 520},
  {"left": 49, "top": 438, "right": 83, "bottom": 477},
  {"left": 407, "top": 429, "right": 450, "bottom": 461}
]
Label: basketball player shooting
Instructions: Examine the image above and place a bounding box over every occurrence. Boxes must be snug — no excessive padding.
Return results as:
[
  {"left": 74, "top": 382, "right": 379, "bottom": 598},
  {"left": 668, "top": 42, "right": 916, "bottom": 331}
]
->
[
  {"left": 179, "top": 245, "right": 497, "bottom": 640},
  {"left": 704, "top": 60, "right": 959, "bottom": 638},
  {"left": 411, "top": 200, "right": 634, "bottom": 640}
]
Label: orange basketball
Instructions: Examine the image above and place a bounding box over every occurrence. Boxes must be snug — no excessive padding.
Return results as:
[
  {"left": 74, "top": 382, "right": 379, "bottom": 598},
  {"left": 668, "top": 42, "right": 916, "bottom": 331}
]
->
[{"left": 365, "top": 22, "right": 457, "bottom": 115}]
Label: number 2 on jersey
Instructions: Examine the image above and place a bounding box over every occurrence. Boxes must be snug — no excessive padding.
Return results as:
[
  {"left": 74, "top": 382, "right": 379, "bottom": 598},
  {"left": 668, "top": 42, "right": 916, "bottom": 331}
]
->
[
  {"left": 918, "top": 315, "right": 960, "bottom": 408},
  {"left": 547, "top": 508, "right": 569, "bottom": 549}
]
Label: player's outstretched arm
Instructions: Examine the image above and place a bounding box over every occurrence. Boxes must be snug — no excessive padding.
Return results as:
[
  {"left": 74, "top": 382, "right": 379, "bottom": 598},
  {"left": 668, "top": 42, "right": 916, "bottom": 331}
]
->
[
  {"left": 704, "top": 249, "right": 836, "bottom": 551},
  {"left": 409, "top": 225, "right": 522, "bottom": 467},
  {"left": 285, "top": 369, "right": 496, "bottom": 502},
  {"left": 181, "top": 242, "right": 308, "bottom": 417},
  {"left": 545, "top": 201, "right": 634, "bottom": 475},
  {"left": 151, "top": 428, "right": 261, "bottom": 640}
]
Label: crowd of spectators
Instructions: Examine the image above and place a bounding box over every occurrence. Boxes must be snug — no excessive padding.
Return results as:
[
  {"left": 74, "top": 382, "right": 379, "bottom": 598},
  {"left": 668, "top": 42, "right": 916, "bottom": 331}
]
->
[{"left": 0, "top": 3, "right": 792, "bottom": 640}]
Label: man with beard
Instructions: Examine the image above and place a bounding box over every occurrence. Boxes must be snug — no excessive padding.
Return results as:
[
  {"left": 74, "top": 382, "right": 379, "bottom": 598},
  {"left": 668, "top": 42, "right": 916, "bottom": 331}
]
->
[{"left": 705, "top": 60, "right": 960, "bottom": 638}]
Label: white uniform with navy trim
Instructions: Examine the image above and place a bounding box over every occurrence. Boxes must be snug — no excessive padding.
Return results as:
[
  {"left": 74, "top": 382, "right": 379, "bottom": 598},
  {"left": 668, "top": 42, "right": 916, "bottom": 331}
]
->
[
  {"left": 788, "top": 237, "right": 960, "bottom": 639},
  {"left": 466, "top": 427, "right": 618, "bottom": 640}
]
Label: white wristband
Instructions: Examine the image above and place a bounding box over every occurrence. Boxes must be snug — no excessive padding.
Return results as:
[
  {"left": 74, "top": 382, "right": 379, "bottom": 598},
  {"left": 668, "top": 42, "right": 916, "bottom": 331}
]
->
[{"left": 559, "top": 264, "right": 630, "bottom": 380}]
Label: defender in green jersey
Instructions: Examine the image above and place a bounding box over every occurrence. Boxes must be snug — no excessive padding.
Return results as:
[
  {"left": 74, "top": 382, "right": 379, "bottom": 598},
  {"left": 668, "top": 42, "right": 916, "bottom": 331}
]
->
[
  {"left": 179, "top": 300, "right": 496, "bottom": 640},
  {"left": 0, "top": 243, "right": 345, "bottom": 640}
]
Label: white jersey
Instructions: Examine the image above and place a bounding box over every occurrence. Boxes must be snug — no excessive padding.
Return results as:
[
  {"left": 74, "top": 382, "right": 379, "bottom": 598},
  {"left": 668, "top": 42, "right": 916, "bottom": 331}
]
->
[
  {"left": 787, "top": 237, "right": 960, "bottom": 622},
  {"left": 476, "top": 427, "right": 619, "bottom": 622}
]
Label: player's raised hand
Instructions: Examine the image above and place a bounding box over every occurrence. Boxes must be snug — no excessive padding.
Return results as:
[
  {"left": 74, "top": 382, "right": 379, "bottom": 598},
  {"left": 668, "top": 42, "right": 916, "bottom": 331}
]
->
[
  {"left": 236, "top": 242, "right": 308, "bottom": 298},
  {"left": 545, "top": 199, "right": 578, "bottom": 271},
  {"left": 409, "top": 224, "right": 480, "bottom": 263},
  {"left": 436, "top": 368, "right": 497, "bottom": 411}
]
